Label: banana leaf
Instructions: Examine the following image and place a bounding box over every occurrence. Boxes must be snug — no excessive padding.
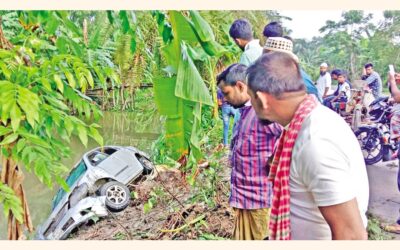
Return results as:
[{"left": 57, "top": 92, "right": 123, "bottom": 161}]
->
[
  {"left": 187, "top": 45, "right": 208, "bottom": 62},
  {"left": 154, "top": 77, "right": 192, "bottom": 159},
  {"left": 153, "top": 11, "right": 220, "bottom": 164},
  {"left": 200, "top": 39, "right": 228, "bottom": 57},
  {"left": 188, "top": 10, "right": 215, "bottom": 42},
  {"left": 169, "top": 11, "right": 198, "bottom": 44},
  {"left": 175, "top": 42, "right": 213, "bottom": 106}
]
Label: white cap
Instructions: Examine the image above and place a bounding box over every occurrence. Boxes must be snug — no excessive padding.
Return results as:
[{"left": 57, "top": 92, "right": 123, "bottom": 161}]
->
[
  {"left": 263, "top": 37, "right": 299, "bottom": 62},
  {"left": 320, "top": 62, "right": 328, "bottom": 67}
]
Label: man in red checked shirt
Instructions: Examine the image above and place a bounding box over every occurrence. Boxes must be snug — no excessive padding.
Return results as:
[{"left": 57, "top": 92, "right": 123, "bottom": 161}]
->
[{"left": 217, "top": 63, "right": 282, "bottom": 240}]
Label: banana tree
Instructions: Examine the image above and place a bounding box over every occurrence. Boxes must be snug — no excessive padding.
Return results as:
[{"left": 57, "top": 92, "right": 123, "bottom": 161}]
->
[
  {"left": 152, "top": 11, "right": 228, "bottom": 180},
  {"left": 0, "top": 11, "right": 110, "bottom": 240}
]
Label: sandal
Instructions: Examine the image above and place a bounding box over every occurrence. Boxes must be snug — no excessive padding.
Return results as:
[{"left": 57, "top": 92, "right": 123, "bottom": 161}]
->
[{"left": 384, "top": 224, "right": 400, "bottom": 234}]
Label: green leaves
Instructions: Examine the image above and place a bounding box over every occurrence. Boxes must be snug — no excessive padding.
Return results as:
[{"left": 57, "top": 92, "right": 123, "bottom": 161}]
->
[
  {"left": 0, "top": 80, "right": 41, "bottom": 130},
  {"left": 55, "top": 37, "right": 68, "bottom": 54},
  {"left": 0, "top": 61, "right": 12, "bottom": 79},
  {"left": 0, "top": 126, "right": 12, "bottom": 137},
  {"left": 89, "top": 125, "right": 104, "bottom": 147},
  {"left": 10, "top": 103, "right": 22, "bottom": 132},
  {"left": 53, "top": 74, "right": 64, "bottom": 93},
  {"left": 45, "top": 13, "right": 60, "bottom": 35},
  {"left": 0, "top": 12, "right": 112, "bottom": 233},
  {"left": 175, "top": 42, "right": 213, "bottom": 106},
  {"left": 154, "top": 77, "right": 186, "bottom": 159},
  {"left": 119, "top": 11, "right": 131, "bottom": 34},
  {"left": 153, "top": 11, "right": 224, "bottom": 164},
  {"left": 76, "top": 124, "right": 88, "bottom": 147},
  {"left": 34, "top": 159, "right": 52, "bottom": 188},
  {"left": 115, "top": 11, "right": 137, "bottom": 54},
  {"left": 199, "top": 40, "right": 227, "bottom": 57},
  {"left": 189, "top": 10, "right": 215, "bottom": 42},
  {"left": 187, "top": 11, "right": 227, "bottom": 57},
  {"left": 143, "top": 196, "right": 157, "bottom": 214},
  {"left": 169, "top": 11, "right": 198, "bottom": 43},
  {"left": 0, "top": 182, "right": 24, "bottom": 223},
  {"left": 154, "top": 11, "right": 173, "bottom": 44},
  {"left": 0, "top": 133, "right": 19, "bottom": 146}
]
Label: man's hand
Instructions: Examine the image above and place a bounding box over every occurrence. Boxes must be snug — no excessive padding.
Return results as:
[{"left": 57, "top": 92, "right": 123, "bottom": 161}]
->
[
  {"left": 362, "top": 67, "right": 366, "bottom": 76},
  {"left": 323, "top": 87, "right": 330, "bottom": 98},
  {"left": 319, "top": 198, "right": 367, "bottom": 240},
  {"left": 217, "top": 99, "right": 223, "bottom": 107},
  {"left": 388, "top": 72, "right": 396, "bottom": 86},
  {"left": 388, "top": 72, "right": 400, "bottom": 85}
]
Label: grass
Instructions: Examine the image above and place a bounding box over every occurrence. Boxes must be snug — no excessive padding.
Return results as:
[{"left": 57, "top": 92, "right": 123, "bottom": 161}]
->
[{"left": 367, "top": 213, "right": 394, "bottom": 240}]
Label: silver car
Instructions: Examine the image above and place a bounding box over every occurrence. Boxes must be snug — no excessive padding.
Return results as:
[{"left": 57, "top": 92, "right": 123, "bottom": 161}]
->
[{"left": 36, "top": 145, "right": 154, "bottom": 240}]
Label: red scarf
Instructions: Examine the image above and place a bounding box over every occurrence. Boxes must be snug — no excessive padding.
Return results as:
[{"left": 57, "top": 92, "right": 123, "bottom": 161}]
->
[{"left": 268, "top": 94, "right": 318, "bottom": 240}]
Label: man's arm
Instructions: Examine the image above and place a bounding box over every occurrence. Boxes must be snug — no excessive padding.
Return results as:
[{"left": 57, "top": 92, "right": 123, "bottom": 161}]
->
[
  {"left": 299, "top": 138, "right": 368, "bottom": 240},
  {"left": 319, "top": 199, "right": 367, "bottom": 240},
  {"left": 323, "top": 87, "right": 330, "bottom": 98},
  {"left": 330, "top": 91, "right": 342, "bottom": 103},
  {"left": 389, "top": 73, "right": 400, "bottom": 102},
  {"left": 364, "top": 73, "right": 377, "bottom": 88},
  {"left": 323, "top": 76, "right": 332, "bottom": 98}
]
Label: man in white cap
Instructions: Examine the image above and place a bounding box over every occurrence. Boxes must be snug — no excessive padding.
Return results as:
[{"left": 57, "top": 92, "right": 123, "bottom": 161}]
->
[
  {"left": 316, "top": 63, "right": 332, "bottom": 100},
  {"left": 262, "top": 37, "right": 321, "bottom": 102}
]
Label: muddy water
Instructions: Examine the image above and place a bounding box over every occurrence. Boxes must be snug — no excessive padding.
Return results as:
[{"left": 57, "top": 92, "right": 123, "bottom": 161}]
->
[{"left": 0, "top": 111, "right": 161, "bottom": 239}]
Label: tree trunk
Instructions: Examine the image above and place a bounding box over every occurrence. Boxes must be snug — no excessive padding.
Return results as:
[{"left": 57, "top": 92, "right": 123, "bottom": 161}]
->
[
  {"left": 209, "top": 60, "right": 219, "bottom": 119},
  {"left": 1, "top": 146, "right": 33, "bottom": 240},
  {"left": 0, "top": 16, "right": 13, "bottom": 50},
  {"left": 0, "top": 17, "right": 33, "bottom": 240},
  {"left": 83, "top": 19, "right": 88, "bottom": 47},
  {"left": 350, "top": 51, "right": 356, "bottom": 80}
]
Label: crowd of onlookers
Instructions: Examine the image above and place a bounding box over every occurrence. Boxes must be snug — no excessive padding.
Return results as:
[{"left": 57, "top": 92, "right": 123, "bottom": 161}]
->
[{"left": 216, "top": 19, "right": 400, "bottom": 240}]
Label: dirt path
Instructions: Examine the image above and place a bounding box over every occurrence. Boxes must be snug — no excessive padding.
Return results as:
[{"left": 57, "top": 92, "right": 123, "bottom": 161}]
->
[{"left": 367, "top": 160, "right": 400, "bottom": 240}]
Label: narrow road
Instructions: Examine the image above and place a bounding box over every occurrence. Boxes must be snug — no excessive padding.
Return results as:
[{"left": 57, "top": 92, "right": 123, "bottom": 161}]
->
[{"left": 367, "top": 160, "right": 400, "bottom": 239}]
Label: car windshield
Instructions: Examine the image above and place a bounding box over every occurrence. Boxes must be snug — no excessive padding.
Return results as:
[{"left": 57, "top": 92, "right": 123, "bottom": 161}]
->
[{"left": 51, "top": 160, "right": 87, "bottom": 210}]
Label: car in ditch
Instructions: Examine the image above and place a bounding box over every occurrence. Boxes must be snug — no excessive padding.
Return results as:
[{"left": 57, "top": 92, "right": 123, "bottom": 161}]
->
[{"left": 35, "top": 145, "right": 154, "bottom": 240}]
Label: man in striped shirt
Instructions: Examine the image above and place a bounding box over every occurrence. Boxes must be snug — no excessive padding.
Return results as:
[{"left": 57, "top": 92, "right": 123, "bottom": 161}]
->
[{"left": 217, "top": 63, "right": 282, "bottom": 240}]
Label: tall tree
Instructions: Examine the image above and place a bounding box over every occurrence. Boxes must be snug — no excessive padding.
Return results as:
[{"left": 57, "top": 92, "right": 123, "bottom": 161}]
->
[{"left": 0, "top": 10, "right": 110, "bottom": 240}]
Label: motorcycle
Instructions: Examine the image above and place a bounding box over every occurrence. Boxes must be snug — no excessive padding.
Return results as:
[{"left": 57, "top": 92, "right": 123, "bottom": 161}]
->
[
  {"left": 331, "top": 80, "right": 374, "bottom": 131},
  {"left": 354, "top": 96, "right": 398, "bottom": 165}
]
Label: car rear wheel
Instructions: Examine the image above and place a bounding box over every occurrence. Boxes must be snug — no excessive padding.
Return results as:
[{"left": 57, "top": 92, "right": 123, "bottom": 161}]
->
[
  {"left": 138, "top": 156, "right": 154, "bottom": 175},
  {"left": 99, "top": 181, "right": 130, "bottom": 212}
]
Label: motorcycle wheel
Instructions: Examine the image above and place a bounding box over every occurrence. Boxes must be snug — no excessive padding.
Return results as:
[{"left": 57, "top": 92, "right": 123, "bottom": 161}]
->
[{"left": 354, "top": 126, "right": 384, "bottom": 165}]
